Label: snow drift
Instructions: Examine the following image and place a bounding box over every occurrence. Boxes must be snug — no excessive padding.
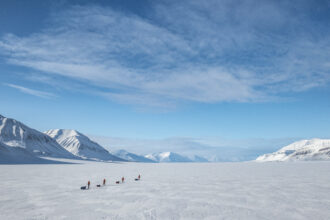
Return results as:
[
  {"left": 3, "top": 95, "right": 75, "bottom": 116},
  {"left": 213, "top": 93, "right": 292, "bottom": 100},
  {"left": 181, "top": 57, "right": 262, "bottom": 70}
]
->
[{"left": 256, "top": 138, "right": 330, "bottom": 162}]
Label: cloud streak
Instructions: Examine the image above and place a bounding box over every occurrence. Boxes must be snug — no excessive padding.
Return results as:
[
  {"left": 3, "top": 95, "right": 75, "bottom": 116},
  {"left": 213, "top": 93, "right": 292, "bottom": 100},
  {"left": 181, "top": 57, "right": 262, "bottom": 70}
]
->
[
  {"left": 5, "top": 83, "right": 56, "bottom": 99},
  {"left": 1, "top": 1, "right": 330, "bottom": 107}
]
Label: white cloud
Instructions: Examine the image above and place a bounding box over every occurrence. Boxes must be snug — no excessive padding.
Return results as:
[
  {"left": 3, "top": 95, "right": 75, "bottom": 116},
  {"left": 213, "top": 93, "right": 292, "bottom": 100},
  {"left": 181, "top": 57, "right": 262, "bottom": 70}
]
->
[
  {"left": 5, "top": 83, "right": 56, "bottom": 99},
  {"left": 0, "top": 2, "right": 329, "bottom": 107}
]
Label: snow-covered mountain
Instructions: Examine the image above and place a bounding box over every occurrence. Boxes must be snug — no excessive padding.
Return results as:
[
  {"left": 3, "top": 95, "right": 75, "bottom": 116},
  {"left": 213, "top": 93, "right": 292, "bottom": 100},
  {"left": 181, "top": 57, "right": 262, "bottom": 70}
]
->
[
  {"left": 0, "top": 114, "right": 75, "bottom": 159},
  {"left": 0, "top": 141, "right": 47, "bottom": 164},
  {"left": 256, "top": 139, "right": 330, "bottom": 162},
  {"left": 45, "top": 129, "right": 124, "bottom": 161},
  {"left": 145, "top": 152, "right": 193, "bottom": 163},
  {"left": 112, "top": 149, "right": 155, "bottom": 163}
]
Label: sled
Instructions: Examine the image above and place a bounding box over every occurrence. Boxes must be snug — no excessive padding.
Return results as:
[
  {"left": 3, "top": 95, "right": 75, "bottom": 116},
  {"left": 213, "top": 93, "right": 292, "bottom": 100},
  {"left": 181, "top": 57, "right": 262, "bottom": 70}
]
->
[
  {"left": 116, "top": 181, "right": 120, "bottom": 184},
  {"left": 81, "top": 186, "right": 87, "bottom": 190},
  {"left": 135, "top": 178, "right": 140, "bottom": 181},
  {"left": 96, "top": 184, "right": 101, "bottom": 187}
]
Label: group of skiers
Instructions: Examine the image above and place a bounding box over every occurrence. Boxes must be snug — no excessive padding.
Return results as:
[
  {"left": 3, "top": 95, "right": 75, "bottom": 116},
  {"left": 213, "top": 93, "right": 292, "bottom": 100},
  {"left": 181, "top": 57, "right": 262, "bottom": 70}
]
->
[{"left": 84, "top": 174, "right": 141, "bottom": 190}]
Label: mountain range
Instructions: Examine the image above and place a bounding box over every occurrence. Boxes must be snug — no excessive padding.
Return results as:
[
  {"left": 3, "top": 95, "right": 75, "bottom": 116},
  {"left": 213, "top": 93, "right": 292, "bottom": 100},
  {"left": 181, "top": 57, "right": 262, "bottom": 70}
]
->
[
  {"left": 2, "top": 114, "right": 329, "bottom": 164},
  {"left": 145, "top": 152, "right": 193, "bottom": 163},
  {"left": 0, "top": 114, "right": 209, "bottom": 163}
]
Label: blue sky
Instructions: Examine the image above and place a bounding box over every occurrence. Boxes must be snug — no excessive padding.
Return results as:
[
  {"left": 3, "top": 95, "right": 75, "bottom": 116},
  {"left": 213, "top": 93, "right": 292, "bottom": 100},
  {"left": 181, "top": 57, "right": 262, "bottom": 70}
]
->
[{"left": 1, "top": 0, "right": 330, "bottom": 154}]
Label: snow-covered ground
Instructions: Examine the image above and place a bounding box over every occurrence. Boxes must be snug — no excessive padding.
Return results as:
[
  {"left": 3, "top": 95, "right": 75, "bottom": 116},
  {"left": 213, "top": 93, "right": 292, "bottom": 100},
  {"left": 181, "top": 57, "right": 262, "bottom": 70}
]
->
[{"left": 1, "top": 162, "right": 330, "bottom": 220}]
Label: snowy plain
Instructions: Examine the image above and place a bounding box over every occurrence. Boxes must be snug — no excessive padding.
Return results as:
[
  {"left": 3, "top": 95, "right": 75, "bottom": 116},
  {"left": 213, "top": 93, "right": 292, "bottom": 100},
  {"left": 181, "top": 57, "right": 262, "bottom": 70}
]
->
[{"left": 1, "top": 161, "right": 330, "bottom": 220}]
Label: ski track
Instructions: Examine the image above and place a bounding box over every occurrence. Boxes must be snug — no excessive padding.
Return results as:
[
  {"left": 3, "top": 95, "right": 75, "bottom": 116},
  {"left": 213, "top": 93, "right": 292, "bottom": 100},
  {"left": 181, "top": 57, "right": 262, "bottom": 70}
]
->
[{"left": 0, "top": 162, "right": 330, "bottom": 220}]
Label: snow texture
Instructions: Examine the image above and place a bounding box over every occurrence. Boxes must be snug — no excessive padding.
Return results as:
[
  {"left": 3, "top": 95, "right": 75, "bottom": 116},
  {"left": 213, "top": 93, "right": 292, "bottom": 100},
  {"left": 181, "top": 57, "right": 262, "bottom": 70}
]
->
[
  {"left": 256, "top": 139, "right": 330, "bottom": 162},
  {"left": 0, "top": 161, "right": 329, "bottom": 219},
  {"left": 45, "top": 129, "right": 124, "bottom": 162}
]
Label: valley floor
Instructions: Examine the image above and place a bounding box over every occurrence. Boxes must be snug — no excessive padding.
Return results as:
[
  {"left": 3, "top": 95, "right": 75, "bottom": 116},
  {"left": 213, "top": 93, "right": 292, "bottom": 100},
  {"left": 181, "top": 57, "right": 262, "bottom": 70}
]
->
[{"left": 0, "top": 161, "right": 330, "bottom": 220}]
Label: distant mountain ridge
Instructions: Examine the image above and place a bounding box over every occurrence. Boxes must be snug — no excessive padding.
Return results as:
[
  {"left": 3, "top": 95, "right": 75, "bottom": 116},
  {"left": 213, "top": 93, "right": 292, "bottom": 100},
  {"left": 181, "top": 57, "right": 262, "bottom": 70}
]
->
[
  {"left": 1, "top": 114, "right": 214, "bottom": 164},
  {"left": 256, "top": 139, "right": 330, "bottom": 162},
  {"left": 112, "top": 149, "right": 155, "bottom": 163},
  {"left": 145, "top": 152, "right": 193, "bottom": 162},
  {"left": 190, "top": 155, "right": 209, "bottom": 162},
  {"left": 45, "top": 129, "right": 124, "bottom": 162}
]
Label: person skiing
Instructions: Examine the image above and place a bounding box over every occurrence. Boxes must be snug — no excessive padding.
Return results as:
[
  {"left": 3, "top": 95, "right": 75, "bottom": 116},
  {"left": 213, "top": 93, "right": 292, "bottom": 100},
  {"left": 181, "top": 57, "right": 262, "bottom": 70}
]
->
[
  {"left": 103, "top": 178, "right": 106, "bottom": 185},
  {"left": 88, "top": 180, "right": 91, "bottom": 189},
  {"left": 122, "top": 177, "right": 125, "bottom": 183},
  {"left": 135, "top": 174, "right": 141, "bottom": 181}
]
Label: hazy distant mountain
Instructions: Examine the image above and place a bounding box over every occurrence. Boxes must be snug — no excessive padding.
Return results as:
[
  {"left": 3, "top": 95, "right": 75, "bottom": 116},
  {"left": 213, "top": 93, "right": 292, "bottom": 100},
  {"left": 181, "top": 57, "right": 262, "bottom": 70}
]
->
[
  {"left": 45, "top": 129, "right": 124, "bottom": 161},
  {"left": 0, "top": 114, "right": 75, "bottom": 159},
  {"left": 145, "top": 152, "right": 193, "bottom": 163},
  {"left": 256, "top": 139, "right": 330, "bottom": 162},
  {"left": 112, "top": 149, "right": 155, "bottom": 163},
  {"left": 89, "top": 135, "right": 296, "bottom": 162},
  {"left": 190, "top": 155, "right": 209, "bottom": 162}
]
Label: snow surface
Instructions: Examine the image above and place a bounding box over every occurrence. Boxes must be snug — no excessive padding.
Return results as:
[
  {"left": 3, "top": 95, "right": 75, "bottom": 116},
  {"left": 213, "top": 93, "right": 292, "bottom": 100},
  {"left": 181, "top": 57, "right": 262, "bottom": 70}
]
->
[
  {"left": 45, "top": 129, "right": 124, "bottom": 161},
  {"left": 256, "top": 138, "right": 330, "bottom": 162},
  {"left": 1, "top": 161, "right": 330, "bottom": 220}
]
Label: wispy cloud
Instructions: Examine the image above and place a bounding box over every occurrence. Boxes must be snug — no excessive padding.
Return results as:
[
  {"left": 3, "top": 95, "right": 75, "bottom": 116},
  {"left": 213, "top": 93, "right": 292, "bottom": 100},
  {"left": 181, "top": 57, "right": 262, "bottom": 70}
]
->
[
  {"left": 5, "top": 83, "right": 56, "bottom": 99},
  {"left": 0, "top": 1, "right": 330, "bottom": 107}
]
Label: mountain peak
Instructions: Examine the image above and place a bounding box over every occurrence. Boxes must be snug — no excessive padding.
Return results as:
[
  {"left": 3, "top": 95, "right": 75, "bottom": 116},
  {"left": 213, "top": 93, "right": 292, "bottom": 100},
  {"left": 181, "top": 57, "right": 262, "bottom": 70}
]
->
[
  {"left": 159, "top": 151, "right": 171, "bottom": 157},
  {"left": 45, "top": 129, "right": 124, "bottom": 161},
  {"left": 46, "top": 129, "right": 82, "bottom": 139}
]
